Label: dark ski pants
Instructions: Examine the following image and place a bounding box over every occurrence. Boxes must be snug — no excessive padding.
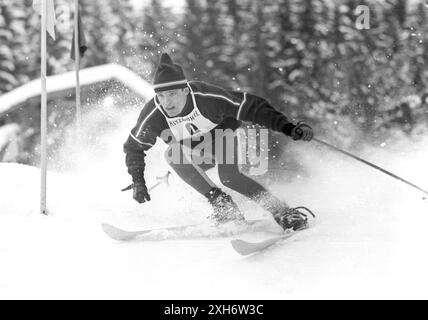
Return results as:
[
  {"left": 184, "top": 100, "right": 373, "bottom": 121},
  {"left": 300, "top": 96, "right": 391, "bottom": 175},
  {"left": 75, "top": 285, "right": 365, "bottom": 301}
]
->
[
  {"left": 165, "top": 133, "right": 266, "bottom": 197},
  {"left": 164, "top": 132, "right": 287, "bottom": 213}
]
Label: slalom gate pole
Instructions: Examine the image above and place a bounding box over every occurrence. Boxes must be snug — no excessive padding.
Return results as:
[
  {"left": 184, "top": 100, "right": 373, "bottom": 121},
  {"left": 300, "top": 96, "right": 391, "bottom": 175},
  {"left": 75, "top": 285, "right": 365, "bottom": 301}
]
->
[
  {"left": 313, "top": 138, "right": 428, "bottom": 199},
  {"left": 40, "top": 0, "right": 48, "bottom": 215}
]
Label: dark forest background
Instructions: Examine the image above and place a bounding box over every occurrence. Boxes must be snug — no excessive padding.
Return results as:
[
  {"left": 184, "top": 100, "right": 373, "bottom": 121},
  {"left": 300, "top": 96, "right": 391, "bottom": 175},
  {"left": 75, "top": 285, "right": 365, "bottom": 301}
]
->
[{"left": 1, "top": 0, "right": 428, "bottom": 171}]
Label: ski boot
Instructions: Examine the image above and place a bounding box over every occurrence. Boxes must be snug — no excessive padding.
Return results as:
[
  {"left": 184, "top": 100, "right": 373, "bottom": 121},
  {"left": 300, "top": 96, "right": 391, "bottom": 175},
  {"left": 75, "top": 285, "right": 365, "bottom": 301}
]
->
[
  {"left": 206, "top": 187, "right": 245, "bottom": 224},
  {"left": 273, "top": 206, "right": 315, "bottom": 231}
]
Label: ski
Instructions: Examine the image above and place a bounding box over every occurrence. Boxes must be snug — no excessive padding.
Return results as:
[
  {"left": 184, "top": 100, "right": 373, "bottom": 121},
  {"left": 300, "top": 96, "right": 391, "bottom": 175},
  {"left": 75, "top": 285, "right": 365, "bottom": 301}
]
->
[
  {"left": 231, "top": 228, "right": 306, "bottom": 256},
  {"left": 102, "top": 219, "right": 270, "bottom": 241},
  {"left": 101, "top": 223, "right": 194, "bottom": 241}
]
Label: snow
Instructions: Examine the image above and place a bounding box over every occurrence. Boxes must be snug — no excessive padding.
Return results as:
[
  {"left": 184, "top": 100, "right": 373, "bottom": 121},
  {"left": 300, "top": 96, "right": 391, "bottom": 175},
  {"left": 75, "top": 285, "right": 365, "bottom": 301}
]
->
[
  {"left": 1, "top": 105, "right": 428, "bottom": 299},
  {"left": 0, "top": 123, "right": 19, "bottom": 156},
  {"left": 0, "top": 64, "right": 154, "bottom": 116}
]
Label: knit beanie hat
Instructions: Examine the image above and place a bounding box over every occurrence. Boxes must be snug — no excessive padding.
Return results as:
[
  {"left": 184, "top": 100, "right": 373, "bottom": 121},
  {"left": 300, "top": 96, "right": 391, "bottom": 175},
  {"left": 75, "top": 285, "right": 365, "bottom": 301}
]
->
[{"left": 153, "top": 53, "right": 187, "bottom": 93}]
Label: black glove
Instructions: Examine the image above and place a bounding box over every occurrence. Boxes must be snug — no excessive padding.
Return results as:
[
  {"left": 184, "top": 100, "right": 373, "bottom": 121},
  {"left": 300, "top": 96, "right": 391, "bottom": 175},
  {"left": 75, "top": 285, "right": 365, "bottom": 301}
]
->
[
  {"left": 290, "top": 121, "right": 314, "bottom": 141},
  {"left": 133, "top": 181, "right": 151, "bottom": 203}
]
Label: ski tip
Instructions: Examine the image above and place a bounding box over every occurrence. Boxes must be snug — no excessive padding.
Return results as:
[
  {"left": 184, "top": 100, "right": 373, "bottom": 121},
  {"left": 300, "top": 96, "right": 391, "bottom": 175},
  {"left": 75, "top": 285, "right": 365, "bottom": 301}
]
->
[
  {"left": 101, "top": 223, "right": 135, "bottom": 241},
  {"left": 230, "top": 239, "right": 253, "bottom": 256},
  {"left": 230, "top": 239, "right": 245, "bottom": 246},
  {"left": 101, "top": 223, "right": 121, "bottom": 240},
  {"left": 101, "top": 223, "right": 118, "bottom": 233}
]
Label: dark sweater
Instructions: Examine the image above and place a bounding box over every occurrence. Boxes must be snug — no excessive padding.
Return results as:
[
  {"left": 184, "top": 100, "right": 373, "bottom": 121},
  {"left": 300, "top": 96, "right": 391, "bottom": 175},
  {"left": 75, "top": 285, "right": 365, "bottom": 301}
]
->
[{"left": 124, "top": 81, "right": 295, "bottom": 182}]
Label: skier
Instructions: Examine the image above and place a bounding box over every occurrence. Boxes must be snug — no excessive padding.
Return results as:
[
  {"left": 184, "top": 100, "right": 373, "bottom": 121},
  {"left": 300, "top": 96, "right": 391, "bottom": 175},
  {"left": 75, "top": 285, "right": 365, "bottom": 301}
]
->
[{"left": 124, "top": 53, "right": 314, "bottom": 231}]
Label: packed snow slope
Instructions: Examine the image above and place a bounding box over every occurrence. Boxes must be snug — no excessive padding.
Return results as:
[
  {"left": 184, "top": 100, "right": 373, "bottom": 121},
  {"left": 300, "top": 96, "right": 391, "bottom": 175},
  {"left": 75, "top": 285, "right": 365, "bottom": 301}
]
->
[{"left": 1, "top": 105, "right": 428, "bottom": 299}]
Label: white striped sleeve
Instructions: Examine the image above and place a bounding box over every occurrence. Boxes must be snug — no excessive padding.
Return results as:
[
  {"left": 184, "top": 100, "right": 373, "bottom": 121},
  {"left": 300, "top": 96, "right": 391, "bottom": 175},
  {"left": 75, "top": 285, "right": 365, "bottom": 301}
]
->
[
  {"left": 192, "top": 92, "right": 241, "bottom": 106},
  {"left": 237, "top": 92, "right": 247, "bottom": 120},
  {"left": 136, "top": 107, "right": 158, "bottom": 137},
  {"left": 129, "top": 132, "right": 154, "bottom": 147}
]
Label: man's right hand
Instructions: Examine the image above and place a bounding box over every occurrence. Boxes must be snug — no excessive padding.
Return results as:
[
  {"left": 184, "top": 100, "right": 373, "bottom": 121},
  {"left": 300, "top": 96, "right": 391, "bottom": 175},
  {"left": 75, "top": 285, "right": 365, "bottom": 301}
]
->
[{"left": 133, "top": 181, "right": 151, "bottom": 203}]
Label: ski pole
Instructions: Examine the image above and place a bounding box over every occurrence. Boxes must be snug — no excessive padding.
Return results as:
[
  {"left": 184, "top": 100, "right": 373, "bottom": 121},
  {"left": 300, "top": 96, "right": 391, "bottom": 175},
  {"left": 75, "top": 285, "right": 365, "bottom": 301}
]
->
[
  {"left": 121, "top": 171, "right": 172, "bottom": 192},
  {"left": 313, "top": 138, "right": 428, "bottom": 199}
]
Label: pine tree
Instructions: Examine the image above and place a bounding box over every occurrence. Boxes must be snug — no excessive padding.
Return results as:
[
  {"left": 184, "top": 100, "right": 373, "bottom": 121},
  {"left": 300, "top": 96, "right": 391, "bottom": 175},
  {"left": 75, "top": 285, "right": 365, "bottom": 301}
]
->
[
  {"left": 177, "top": 0, "right": 207, "bottom": 81},
  {"left": 268, "top": 0, "right": 300, "bottom": 110},
  {"left": 77, "top": 0, "right": 120, "bottom": 66},
  {"left": 394, "top": 0, "right": 407, "bottom": 28},
  {"left": 216, "top": 0, "right": 247, "bottom": 89},
  {"left": 17, "top": 0, "right": 40, "bottom": 82},
  {"left": 0, "top": 0, "right": 23, "bottom": 93},
  {"left": 407, "top": 1, "right": 428, "bottom": 92},
  {"left": 107, "top": 0, "right": 138, "bottom": 66},
  {"left": 202, "top": 1, "right": 229, "bottom": 84},
  {"left": 48, "top": 0, "right": 76, "bottom": 75},
  {"left": 134, "top": 0, "right": 175, "bottom": 81}
]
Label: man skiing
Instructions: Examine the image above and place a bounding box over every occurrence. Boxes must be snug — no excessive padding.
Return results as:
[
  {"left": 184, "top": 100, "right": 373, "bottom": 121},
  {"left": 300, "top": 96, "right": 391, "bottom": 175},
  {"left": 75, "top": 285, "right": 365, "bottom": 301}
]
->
[{"left": 124, "top": 53, "right": 314, "bottom": 231}]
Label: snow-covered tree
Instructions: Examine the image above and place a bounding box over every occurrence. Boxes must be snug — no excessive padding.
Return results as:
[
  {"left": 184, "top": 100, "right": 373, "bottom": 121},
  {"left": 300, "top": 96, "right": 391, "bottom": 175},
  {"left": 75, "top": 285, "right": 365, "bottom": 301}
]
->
[{"left": 0, "top": 0, "right": 24, "bottom": 93}]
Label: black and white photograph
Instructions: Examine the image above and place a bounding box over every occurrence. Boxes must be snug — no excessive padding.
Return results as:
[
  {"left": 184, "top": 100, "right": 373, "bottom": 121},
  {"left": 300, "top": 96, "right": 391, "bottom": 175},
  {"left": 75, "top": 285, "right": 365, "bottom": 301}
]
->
[{"left": 1, "top": 0, "right": 428, "bottom": 301}]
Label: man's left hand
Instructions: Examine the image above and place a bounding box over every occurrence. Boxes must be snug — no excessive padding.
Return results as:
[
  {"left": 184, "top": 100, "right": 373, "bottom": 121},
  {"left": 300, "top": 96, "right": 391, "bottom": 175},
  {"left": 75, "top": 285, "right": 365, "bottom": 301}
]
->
[{"left": 290, "top": 121, "right": 314, "bottom": 141}]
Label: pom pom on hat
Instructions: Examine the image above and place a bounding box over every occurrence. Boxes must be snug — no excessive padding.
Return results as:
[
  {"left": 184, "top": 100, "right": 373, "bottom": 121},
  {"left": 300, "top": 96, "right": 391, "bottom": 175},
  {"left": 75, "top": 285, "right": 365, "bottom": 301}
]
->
[{"left": 153, "top": 53, "right": 187, "bottom": 93}]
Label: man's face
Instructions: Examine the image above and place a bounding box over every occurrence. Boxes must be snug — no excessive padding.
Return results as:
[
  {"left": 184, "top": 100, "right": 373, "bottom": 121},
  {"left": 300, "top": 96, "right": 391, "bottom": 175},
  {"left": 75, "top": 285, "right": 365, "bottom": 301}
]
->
[{"left": 156, "top": 88, "right": 189, "bottom": 117}]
